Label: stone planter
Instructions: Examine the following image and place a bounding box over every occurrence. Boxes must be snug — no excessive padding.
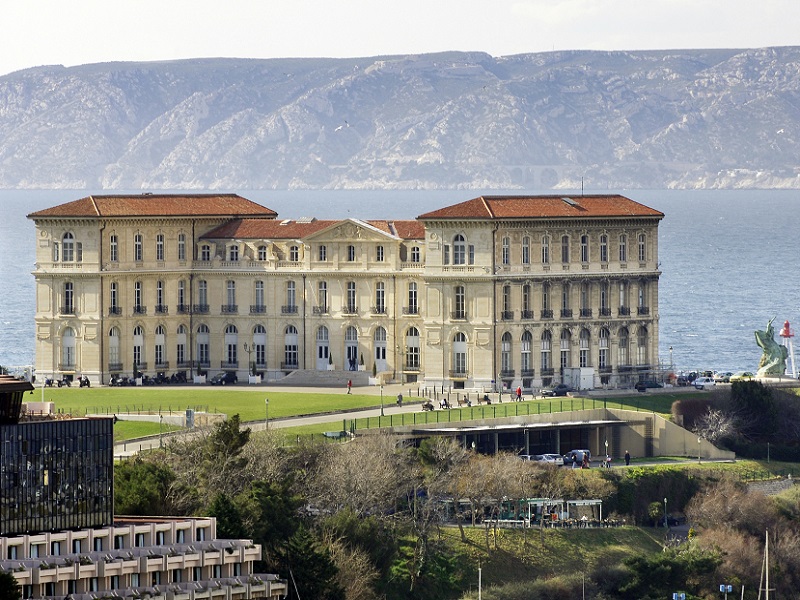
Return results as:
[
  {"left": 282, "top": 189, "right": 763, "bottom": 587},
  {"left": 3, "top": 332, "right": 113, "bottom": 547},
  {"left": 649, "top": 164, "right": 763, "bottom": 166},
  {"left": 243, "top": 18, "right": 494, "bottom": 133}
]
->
[
  {"left": 248, "top": 375, "right": 261, "bottom": 384},
  {"left": 357, "top": 365, "right": 366, "bottom": 371},
  {"left": 135, "top": 377, "right": 143, "bottom": 386},
  {"left": 193, "top": 375, "right": 206, "bottom": 384},
  {"left": 327, "top": 364, "right": 336, "bottom": 371}
]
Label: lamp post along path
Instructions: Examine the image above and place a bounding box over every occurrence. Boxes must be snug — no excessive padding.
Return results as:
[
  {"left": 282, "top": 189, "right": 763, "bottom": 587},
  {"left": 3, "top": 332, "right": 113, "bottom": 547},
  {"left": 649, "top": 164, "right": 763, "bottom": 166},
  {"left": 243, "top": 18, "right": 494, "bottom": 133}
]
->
[{"left": 265, "top": 398, "right": 269, "bottom": 429}]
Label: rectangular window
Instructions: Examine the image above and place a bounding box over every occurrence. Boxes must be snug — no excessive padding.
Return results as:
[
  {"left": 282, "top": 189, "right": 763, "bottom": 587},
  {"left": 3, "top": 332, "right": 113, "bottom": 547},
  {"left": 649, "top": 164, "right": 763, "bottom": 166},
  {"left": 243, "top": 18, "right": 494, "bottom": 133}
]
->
[
  {"left": 580, "top": 235, "right": 589, "bottom": 262},
  {"left": 443, "top": 245, "right": 450, "bottom": 265},
  {"left": 76, "top": 242, "right": 83, "bottom": 262},
  {"left": 376, "top": 245, "right": 384, "bottom": 262},
  {"left": 178, "top": 233, "right": 186, "bottom": 261},
  {"left": 468, "top": 245, "right": 475, "bottom": 265},
  {"left": 502, "top": 237, "right": 510, "bottom": 265},
  {"left": 561, "top": 235, "right": 570, "bottom": 263},
  {"left": 411, "top": 246, "right": 420, "bottom": 262},
  {"left": 110, "top": 235, "right": 118, "bottom": 262},
  {"left": 600, "top": 235, "right": 608, "bottom": 263},
  {"left": 619, "top": 235, "right": 627, "bottom": 262},
  {"left": 156, "top": 234, "right": 164, "bottom": 261},
  {"left": 134, "top": 234, "right": 143, "bottom": 262},
  {"left": 255, "top": 280, "right": 264, "bottom": 307},
  {"left": 229, "top": 245, "right": 239, "bottom": 261},
  {"left": 542, "top": 238, "right": 550, "bottom": 264},
  {"left": 348, "top": 245, "right": 356, "bottom": 261},
  {"left": 522, "top": 237, "right": 530, "bottom": 265},
  {"left": 318, "top": 244, "right": 327, "bottom": 261}
]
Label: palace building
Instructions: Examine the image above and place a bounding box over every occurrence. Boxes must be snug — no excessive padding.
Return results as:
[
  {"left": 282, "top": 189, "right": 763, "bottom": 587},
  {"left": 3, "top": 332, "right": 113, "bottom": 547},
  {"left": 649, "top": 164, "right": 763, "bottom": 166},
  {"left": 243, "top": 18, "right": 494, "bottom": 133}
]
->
[{"left": 28, "top": 193, "right": 663, "bottom": 390}]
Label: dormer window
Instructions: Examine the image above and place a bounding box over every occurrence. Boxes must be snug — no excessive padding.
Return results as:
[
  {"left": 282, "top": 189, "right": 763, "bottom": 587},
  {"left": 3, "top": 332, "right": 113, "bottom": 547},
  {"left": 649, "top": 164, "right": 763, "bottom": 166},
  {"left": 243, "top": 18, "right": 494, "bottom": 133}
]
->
[
  {"left": 200, "top": 245, "right": 211, "bottom": 261},
  {"left": 258, "top": 245, "right": 268, "bottom": 261},
  {"left": 289, "top": 245, "right": 299, "bottom": 262},
  {"left": 228, "top": 245, "right": 239, "bottom": 262},
  {"left": 63, "top": 233, "right": 75, "bottom": 262}
]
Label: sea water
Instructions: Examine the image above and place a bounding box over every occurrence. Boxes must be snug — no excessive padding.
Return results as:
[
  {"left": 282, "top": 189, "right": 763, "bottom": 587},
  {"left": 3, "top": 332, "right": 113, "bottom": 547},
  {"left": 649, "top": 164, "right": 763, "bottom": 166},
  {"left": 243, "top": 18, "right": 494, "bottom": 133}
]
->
[{"left": 2, "top": 188, "right": 798, "bottom": 374}]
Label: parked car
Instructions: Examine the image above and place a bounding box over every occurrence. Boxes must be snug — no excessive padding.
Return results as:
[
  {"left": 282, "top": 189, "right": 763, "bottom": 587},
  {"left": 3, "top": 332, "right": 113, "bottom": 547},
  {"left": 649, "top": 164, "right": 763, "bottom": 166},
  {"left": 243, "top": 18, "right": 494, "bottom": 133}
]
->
[
  {"left": 635, "top": 380, "right": 663, "bottom": 392},
  {"left": 562, "top": 449, "right": 592, "bottom": 466},
  {"left": 541, "top": 383, "right": 574, "bottom": 397},
  {"left": 209, "top": 371, "right": 238, "bottom": 385},
  {"left": 537, "top": 453, "right": 565, "bottom": 465},
  {"left": 714, "top": 371, "right": 733, "bottom": 383},
  {"left": 729, "top": 371, "right": 755, "bottom": 382},
  {"left": 694, "top": 376, "right": 716, "bottom": 390}
]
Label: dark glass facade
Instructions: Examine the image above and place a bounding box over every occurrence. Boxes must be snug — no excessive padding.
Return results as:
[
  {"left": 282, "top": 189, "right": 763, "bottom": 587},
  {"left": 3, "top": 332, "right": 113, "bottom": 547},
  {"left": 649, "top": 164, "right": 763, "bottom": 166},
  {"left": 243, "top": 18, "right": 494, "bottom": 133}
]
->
[{"left": 0, "top": 418, "right": 114, "bottom": 536}]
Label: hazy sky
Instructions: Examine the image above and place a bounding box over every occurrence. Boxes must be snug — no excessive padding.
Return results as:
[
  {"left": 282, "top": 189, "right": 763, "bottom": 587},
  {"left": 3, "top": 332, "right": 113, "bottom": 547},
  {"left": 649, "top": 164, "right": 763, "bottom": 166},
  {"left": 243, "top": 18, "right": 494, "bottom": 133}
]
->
[{"left": 2, "top": 0, "right": 798, "bottom": 76}]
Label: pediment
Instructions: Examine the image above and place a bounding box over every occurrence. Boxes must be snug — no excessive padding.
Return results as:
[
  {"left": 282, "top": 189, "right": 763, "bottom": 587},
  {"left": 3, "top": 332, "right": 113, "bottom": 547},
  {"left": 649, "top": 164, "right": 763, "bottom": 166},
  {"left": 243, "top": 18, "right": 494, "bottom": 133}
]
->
[{"left": 305, "top": 219, "right": 398, "bottom": 243}]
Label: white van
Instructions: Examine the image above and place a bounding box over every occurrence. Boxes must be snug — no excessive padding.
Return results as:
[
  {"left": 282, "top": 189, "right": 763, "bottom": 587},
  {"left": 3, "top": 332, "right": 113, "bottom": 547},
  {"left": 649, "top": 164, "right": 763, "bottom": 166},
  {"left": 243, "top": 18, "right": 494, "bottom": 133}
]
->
[{"left": 694, "top": 377, "right": 716, "bottom": 390}]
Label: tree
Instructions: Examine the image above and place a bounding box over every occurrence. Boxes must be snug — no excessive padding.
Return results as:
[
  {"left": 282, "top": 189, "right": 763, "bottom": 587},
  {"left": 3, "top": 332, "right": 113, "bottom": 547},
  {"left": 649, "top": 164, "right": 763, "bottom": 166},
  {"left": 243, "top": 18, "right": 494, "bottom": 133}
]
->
[
  {"left": 114, "top": 457, "right": 176, "bottom": 515},
  {"left": 0, "top": 571, "right": 20, "bottom": 599},
  {"left": 207, "top": 492, "right": 247, "bottom": 539},
  {"left": 280, "top": 526, "right": 345, "bottom": 600}
]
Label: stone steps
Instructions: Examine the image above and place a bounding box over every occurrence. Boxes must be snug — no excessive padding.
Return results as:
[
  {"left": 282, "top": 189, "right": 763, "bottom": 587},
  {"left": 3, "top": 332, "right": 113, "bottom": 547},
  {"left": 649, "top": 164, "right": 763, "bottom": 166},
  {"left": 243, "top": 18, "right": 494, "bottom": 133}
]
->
[{"left": 272, "top": 369, "right": 372, "bottom": 387}]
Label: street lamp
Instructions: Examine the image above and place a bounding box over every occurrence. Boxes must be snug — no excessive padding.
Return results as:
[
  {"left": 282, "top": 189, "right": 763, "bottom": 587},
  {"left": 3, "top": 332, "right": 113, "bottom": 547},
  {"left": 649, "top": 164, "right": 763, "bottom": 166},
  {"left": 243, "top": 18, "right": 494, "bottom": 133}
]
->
[
  {"left": 719, "top": 584, "right": 733, "bottom": 600},
  {"left": 380, "top": 384, "right": 384, "bottom": 417},
  {"left": 669, "top": 346, "right": 674, "bottom": 370},
  {"left": 663, "top": 497, "right": 668, "bottom": 529},
  {"left": 698, "top": 436, "right": 702, "bottom": 463},
  {"left": 264, "top": 398, "right": 269, "bottom": 429},
  {"left": 243, "top": 342, "right": 253, "bottom": 374},
  {"left": 604, "top": 440, "right": 609, "bottom": 468},
  {"left": 159, "top": 414, "right": 164, "bottom": 448}
]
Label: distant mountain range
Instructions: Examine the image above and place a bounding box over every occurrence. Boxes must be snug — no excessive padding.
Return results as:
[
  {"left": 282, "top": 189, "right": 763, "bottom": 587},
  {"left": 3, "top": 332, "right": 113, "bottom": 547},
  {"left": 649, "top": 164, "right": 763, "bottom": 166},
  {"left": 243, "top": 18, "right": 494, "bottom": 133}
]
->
[{"left": 1, "top": 47, "right": 799, "bottom": 190}]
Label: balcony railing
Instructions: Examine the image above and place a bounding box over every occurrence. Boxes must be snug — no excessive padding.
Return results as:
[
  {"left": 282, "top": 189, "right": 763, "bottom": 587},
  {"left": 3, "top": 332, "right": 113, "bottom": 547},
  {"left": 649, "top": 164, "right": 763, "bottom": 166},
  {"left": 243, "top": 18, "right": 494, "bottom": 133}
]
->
[
  {"left": 403, "top": 306, "right": 419, "bottom": 315},
  {"left": 133, "top": 362, "right": 148, "bottom": 371},
  {"left": 561, "top": 308, "right": 573, "bottom": 318},
  {"left": 580, "top": 308, "right": 593, "bottom": 317},
  {"left": 500, "top": 369, "right": 515, "bottom": 377},
  {"left": 221, "top": 304, "right": 238, "bottom": 314},
  {"left": 58, "top": 363, "right": 76, "bottom": 371},
  {"left": 132, "top": 305, "right": 147, "bottom": 315},
  {"left": 281, "top": 362, "right": 299, "bottom": 370},
  {"left": 176, "top": 361, "right": 192, "bottom": 369},
  {"left": 541, "top": 368, "right": 555, "bottom": 377},
  {"left": 155, "top": 304, "right": 169, "bottom": 314},
  {"left": 313, "top": 305, "right": 329, "bottom": 315},
  {"left": 521, "top": 369, "right": 535, "bottom": 377},
  {"left": 618, "top": 306, "right": 631, "bottom": 316},
  {"left": 108, "top": 306, "right": 122, "bottom": 316},
  {"left": 255, "top": 361, "right": 267, "bottom": 369},
  {"left": 599, "top": 366, "right": 613, "bottom": 374},
  {"left": 250, "top": 304, "right": 266, "bottom": 314},
  {"left": 449, "top": 369, "right": 468, "bottom": 379},
  {"left": 108, "top": 362, "right": 123, "bottom": 372},
  {"left": 541, "top": 309, "right": 554, "bottom": 319},
  {"left": 176, "top": 304, "right": 190, "bottom": 314},
  {"left": 618, "top": 364, "right": 633, "bottom": 372},
  {"left": 404, "top": 362, "right": 421, "bottom": 371},
  {"left": 501, "top": 310, "right": 515, "bottom": 321},
  {"left": 637, "top": 306, "right": 650, "bottom": 315},
  {"left": 194, "top": 360, "right": 210, "bottom": 369},
  {"left": 371, "top": 306, "right": 387, "bottom": 315},
  {"left": 599, "top": 307, "right": 612, "bottom": 317},
  {"left": 154, "top": 361, "right": 170, "bottom": 370},
  {"left": 342, "top": 305, "right": 358, "bottom": 315},
  {"left": 451, "top": 310, "right": 467, "bottom": 320},
  {"left": 60, "top": 305, "right": 75, "bottom": 315},
  {"left": 282, "top": 305, "right": 298, "bottom": 314},
  {"left": 521, "top": 310, "right": 535, "bottom": 320},
  {"left": 193, "top": 304, "right": 209, "bottom": 314},
  {"left": 220, "top": 361, "right": 238, "bottom": 369}
]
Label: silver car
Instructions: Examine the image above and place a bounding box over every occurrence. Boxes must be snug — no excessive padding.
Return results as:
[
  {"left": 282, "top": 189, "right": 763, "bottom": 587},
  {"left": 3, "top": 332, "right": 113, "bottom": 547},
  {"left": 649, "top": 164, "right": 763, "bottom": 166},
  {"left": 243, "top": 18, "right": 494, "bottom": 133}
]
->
[{"left": 694, "top": 377, "right": 716, "bottom": 390}]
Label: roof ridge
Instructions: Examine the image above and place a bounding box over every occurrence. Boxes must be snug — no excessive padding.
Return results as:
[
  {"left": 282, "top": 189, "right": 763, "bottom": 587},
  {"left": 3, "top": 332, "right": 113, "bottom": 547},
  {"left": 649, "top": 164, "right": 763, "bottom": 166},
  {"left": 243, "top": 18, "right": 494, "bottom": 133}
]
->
[{"left": 480, "top": 196, "right": 495, "bottom": 218}]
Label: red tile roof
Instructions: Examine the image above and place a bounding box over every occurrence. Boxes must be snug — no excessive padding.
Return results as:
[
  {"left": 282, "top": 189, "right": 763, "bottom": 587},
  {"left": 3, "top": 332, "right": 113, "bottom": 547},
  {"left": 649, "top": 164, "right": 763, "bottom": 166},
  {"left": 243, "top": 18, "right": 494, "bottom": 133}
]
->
[
  {"left": 27, "top": 194, "right": 277, "bottom": 219},
  {"left": 202, "top": 219, "right": 424, "bottom": 241},
  {"left": 417, "top": 195, "right": 664, "bottom": 220}
]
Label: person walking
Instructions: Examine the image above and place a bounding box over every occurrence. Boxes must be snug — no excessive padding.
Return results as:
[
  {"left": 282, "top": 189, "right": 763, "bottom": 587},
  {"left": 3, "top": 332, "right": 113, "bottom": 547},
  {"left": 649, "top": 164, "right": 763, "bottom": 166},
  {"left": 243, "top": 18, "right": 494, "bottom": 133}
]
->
[
  {"left": 624, "top": 450, "right": 631, "bottom": 466},
  {"left": 516, "top": 386, "right": 522, "bottom": 401},
  {"left": 347, "top": 379, "right": 352, "bottom": 394}
]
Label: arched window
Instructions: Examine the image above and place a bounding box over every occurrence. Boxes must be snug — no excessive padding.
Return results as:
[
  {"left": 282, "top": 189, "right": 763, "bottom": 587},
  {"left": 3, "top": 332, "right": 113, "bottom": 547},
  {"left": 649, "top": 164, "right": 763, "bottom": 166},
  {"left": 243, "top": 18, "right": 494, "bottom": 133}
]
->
[
  {"left": 598, "top": 328, "right": 610, "bottom": 368},
  {"left": 61, "top": 327, "right": 76, "bottom": 370},
  {"left": 452, "top": 332, "right": 467, "bottom": 375},
  {"left": 541, "top": 331, "right": 552, "bottom": 371},
  {"left": 521, "top": 331, "right": 532, "bottom": 374},
  {"left": 501, "top": 332, "right": 512, "bottom": 374},
  {"left": 176, "top": 325, "right": 187, "bottom": 367},
  {"left": 200, "top": 244, "right": 211, "bottom": 262},
  {"left": 224, "top": 325, "right": 238, "bottom": 366},
  {"left": 253, "top": 324, "right": 267, "bottom": 368},
  {"left": 132, "top": 325, "right": 144, "bottom": 370},
  {"left": 618, "top": 327, "right": 629, "bottom": 367},
  {"left": 284, "top": 325, "right": 299, "bottom": 369},
  {"left": 406, "top": 327, "right": 420, "bottom": 370},
  {"left": 228, "top": 244, "right": 239, "bottom": 262},
  {"left": 289, "top": 245, "right": 299, "bottom": 262},
  {"left": 109, "top": 327, "right": 121, "bottom": 370},
  {"left": 62, "top": 233, "right": 75, "bottom": 262},
  {"left": 196, "top": 324, "right": 210, "bottom": 368},
  {"left": 453, "top": 234, "right": 466, "bottom": 265},
  {"left": 637, "top": 326, "right": 648, "bottom": 365},
  {"left": 258, "top": 245, "right": 268, "bottom": 261},
  {"left": 154, "top": 325, "right": 166, "bottom": 367},
  {"left": 374, "top": 327, "right": 387, "bottom": 371},
  {"left": 579, "top": 329, "right": 591, "bottom": 367},
  {"left": 560, "top": 329, "right": 571, "bottom": 370},
  {"left": 316, "top": 326, "right": 330, "bottom": 370},
  {"left": 345, "top": 325, "right": 359, "bottom": 371}
]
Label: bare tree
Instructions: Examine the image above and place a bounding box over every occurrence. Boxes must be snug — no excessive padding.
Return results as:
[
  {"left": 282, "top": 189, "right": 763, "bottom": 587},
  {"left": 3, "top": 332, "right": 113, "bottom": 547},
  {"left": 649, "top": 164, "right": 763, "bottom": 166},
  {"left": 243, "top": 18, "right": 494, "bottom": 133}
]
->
[{"left": 693, "top": 408, "right": 737, "bottom": 444}]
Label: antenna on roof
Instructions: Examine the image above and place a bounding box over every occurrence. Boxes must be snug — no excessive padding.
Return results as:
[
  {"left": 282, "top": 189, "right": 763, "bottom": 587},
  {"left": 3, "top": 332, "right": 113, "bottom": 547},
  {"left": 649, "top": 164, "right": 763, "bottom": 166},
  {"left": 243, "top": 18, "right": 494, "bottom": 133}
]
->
[{"left": 581, "top": 177, "right": 584, "bottom": 195}]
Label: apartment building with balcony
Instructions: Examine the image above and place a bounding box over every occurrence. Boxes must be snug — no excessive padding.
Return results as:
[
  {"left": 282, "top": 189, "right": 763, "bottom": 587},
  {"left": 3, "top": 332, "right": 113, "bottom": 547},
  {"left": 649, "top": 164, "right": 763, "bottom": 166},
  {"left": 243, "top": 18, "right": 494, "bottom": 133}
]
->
[{"left": 28, "top": 193, "right": 663, "bottom": 391}]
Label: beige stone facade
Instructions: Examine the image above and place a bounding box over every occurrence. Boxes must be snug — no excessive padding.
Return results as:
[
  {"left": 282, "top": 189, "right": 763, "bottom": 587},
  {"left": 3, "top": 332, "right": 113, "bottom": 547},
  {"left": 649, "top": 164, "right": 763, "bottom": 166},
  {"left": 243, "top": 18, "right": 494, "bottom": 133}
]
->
[{"left": 28, "top": 193, "right": 663, "bottom": 390}]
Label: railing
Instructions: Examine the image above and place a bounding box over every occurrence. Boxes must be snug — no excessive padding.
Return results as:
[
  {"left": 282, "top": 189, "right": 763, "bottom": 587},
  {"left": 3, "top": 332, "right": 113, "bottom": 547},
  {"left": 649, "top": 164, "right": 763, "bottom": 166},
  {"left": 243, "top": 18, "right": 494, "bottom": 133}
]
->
[
  {"left": 255, "top": 361, "right": 267, "bottom": 369},
  {"left": 637, "top": 306, "right": 650, "bottom": 315},
  {"left": 133, "top": 305, "right": 147, "bottom": 315},
  {"left": 521, "top": 310, "right": 535, "bottom": 320},
  {"left": 599, "top": 307, "right": 612, "bottom": 317},
  {"left": 500, "top": 369, "right": 515, "bottom": 377},
  {"left": 176, "top": 361, "right": 192, "bottom": 369},
  {"left": 220, "top": 361, "right": 238, "bottom": 369},
  {"left": 176, "top": 304, "right": 190, "bottom": 314},
  {"left": 449, "top": 369, "right": 468, "bottom": 378},
  {"left": 403, "top": 306, "right": 419, "bottom": 315},
  {"left": 618, "top": 364, "right": 633, "bottom": 372},
  {"left": 404, "top": 362, "right": 421, "bottom": 371},
  {"left": 561, "top": 308, "right": 573, "bottom": 318},
  {"left": 155, "top": 305, "right": 169, "bottom": 314},
  {"left": 60, "top": 305, "right": 75, "bottom": 315},
  {"left": 599, "top": 366, "right": 613, "bottom": 374},
  {"left": 451, "top": 311, "right": 467, "bottom": 320},
  {"left": 541, "top": 309, "right": 554, "bottom": 319},
  {"left": 281, "top": 305, "right": 298, "bottom": 314},
  {"left": 277, "top": 260, "right": 302, "bottom": 268},
  {"left": 58, "top": 363, "right": 76, "bottom": 371},
  {"left": 580, "top": 308, "right": 593, "bottom": 317},
  {"left": 541, "top": 368, "right": 555, "bottom": 376},
  {"left": 371, "top": 306, "right": 387, "bottom": 315},
  {"left": 154, "top": 361, "right": 170, "bottom": 370},
  {"left": 108, "top": 363, "right": 123, "bottom": 372},
  {"left": 108, "top": 306, "right": 122, "bottom": 316},
  {"left": 194, "top": 360, "right": 210, "bottom": 369},
  {"left": 221, "top": 304, "right": 238, "bottom": 314},
  {"left": 342, "top": 305, "right": 358, "bottom": 315},
  {"left": 501, "top": 310, "right": 515, "bottom": 321},
  {"left": 281, "top": 362, "right": 299, "bottom": 370},
  {"left": 313, "top": 305, "right": 328, "bottom": 315},
  {"left": 133, "top": 362, "right": 148, "bottom": 370},
  {"left": 618, "top": 306, "right": 631, "bottom": 316},
  {"left": 521, "top": 369, "right": 535, "bottom": 377},
  {"left": 250, "top": 305, "right": 266, "bottom": 314},
  {"left": 193, "top": 304, "right": 209, "bottom": 314}
]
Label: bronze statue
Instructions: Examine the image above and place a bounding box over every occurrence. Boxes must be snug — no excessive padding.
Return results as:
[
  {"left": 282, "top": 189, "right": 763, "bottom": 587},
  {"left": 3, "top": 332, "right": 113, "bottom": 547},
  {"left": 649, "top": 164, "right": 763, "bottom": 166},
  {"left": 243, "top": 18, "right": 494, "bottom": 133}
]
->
[{"left": 755, "top": 317, "right": 788, "bottom": 377}]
